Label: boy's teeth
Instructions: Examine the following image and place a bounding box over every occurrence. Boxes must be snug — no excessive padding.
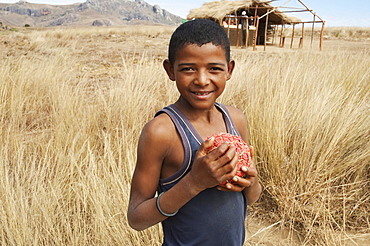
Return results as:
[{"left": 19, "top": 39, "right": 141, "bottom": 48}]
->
[{"left": 194, "top": 92, "right": 210, "bottom": 95}]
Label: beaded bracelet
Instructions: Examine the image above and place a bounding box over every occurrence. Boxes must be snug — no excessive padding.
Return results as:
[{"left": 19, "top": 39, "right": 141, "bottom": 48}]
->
[{"left": 156, "top": 192, "right": 178, "bottom": 217}]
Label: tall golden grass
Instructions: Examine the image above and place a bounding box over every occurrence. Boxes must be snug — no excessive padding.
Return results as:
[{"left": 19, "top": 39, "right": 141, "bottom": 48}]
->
[{"left": 0, "top": 26, "right": 369, "bottom": 245}]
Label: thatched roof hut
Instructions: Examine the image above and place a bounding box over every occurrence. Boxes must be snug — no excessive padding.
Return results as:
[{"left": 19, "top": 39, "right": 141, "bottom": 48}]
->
[
  {"left": 187, "top": 0, "right": 325, "bottom": 51},
  {"left": 187, "top": 0, "right": 301, "bottom": 25}
]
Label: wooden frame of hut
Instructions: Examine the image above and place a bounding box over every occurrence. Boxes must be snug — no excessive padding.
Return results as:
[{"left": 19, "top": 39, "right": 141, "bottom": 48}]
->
[{"left": 187, "top": 0, "right": 325, "bottom": 51}]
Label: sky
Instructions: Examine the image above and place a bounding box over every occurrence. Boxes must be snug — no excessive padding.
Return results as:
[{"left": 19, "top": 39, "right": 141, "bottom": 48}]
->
[{"left": 1, "top": 0, "right": 369, "bottom": 27}]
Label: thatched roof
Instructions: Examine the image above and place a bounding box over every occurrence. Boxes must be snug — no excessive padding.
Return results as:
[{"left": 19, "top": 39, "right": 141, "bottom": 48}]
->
[{"left": 187, "top": 0, "right": 301, "bottom": 25}]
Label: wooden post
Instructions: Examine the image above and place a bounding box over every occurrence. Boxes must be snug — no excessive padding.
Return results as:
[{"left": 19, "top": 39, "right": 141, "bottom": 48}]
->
[
  {"left": 319, "top": 22, "right": 325, "bottom": 50},
  {"left": 279, "top": 25, "right": 284, "bottom": 47},
  {"left": 299, "top": 23, "right": 304, "bottom": 48},
  {"left": 254, "top": 8, "right": 258, "bottom": 22},
  {"left": 227, "top": 16, "right": 230, "bottom": 39},
  {"left": 236, "top": 12, "right": 240, "bottom": 47},
  {"left": 299, "top": 37, "right": 303, "bottom": 48},
  {"left": 246, "top": 17, "right": 249, "bottom": 48},
  {"left": 253, "top": 18, "right": 259, "bottom": 51},
  {"left": 290, "top": 23, "right": 295, "bottom": 48},
  {"left": 264, "top": 14, "right": 269, "bottom": 51},
  {"left": 311, "top": 14, "right": 315, "bottom": 48},
  {"left": 272, "top": 25, "right": 277, "bottom": 45}
]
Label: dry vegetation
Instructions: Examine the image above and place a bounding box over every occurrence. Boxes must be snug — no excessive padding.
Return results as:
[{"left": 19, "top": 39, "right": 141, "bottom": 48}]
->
[{"left": 0, "top": 25, "right": 369, "bottom": 245}]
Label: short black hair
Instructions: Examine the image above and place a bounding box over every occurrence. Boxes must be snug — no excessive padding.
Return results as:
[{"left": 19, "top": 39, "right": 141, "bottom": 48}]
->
[{"left": 168, "top": 19, "right": 231, "bottom": 65}]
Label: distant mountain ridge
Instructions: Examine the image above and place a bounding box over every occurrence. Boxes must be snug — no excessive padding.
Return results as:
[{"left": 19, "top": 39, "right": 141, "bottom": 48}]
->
[{"left": 0, "top": 0, "right": 182, "bottom": 27}]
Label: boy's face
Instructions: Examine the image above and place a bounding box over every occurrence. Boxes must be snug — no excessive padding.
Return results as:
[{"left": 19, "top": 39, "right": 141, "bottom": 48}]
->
[{"left": 164, "top": 43, "right": 235, "bottom": 110}]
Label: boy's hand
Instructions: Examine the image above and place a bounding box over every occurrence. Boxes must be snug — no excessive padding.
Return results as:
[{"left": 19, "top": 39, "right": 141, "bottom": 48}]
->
[
  {"left": 187, "top": 137, "right": 239, "bottom": 192},
  {"left": 217, "top": 146, "right": 257, "bottom": 192},
  {"left": 216, "top": 163, "right": 257, "bottom": 192},
  {"left": 216, "top": 145, "right": 262, "bottom": 204}
]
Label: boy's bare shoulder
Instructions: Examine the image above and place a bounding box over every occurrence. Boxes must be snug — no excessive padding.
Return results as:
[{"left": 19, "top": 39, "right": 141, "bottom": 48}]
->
[
  {"left": 224, "top": 105, "right": 247, "bottom": 123},
  {"left": 141, "top": 112, "right": 177, "bottom": 144},
  {"left": 224, "top": 105, "right": 249, "bottom": 141}
]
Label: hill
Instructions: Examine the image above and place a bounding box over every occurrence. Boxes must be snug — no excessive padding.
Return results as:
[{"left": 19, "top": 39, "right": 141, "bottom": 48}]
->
[{"left": 0, "top": 0, "right": 182, "bottom": 27}]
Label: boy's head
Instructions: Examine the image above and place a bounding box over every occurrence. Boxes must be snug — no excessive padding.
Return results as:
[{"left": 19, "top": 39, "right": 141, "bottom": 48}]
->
[{"left": 168, "top": 19, "right": 231, "bottom": 66}]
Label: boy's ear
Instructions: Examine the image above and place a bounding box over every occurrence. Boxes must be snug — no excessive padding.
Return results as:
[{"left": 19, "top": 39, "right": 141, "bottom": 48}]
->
[
  {"left": 163, "top": 59, "right": 176, "bottom": 81},
  {"left": 226, "top": 59, "right": 235, "bottom": 81}
]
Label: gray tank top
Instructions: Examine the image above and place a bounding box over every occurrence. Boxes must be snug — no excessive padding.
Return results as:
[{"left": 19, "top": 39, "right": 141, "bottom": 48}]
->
[{"left": 155, "top": 103, "right": 247, "bottom": 246}]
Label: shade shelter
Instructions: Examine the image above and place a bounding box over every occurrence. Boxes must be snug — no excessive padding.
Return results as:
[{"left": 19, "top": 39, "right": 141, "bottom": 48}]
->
[{"left": 187, "top": 0, "right": 325, "bottom": 51}]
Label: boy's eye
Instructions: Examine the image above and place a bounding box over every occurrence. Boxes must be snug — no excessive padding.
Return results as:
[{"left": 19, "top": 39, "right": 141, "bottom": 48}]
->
[
  {"left": 210, "top": 67, "right": 224, "bottom": 71},
  {"left": 180, "top": 67, "right": 194, "bottom": 72}
]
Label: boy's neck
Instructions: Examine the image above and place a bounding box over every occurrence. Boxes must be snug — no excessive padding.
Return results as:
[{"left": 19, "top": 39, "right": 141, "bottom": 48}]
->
[
  {"left": 174, "top": 98, "right": 217, "bottom": 121},
  {"left": 174, "top": 98, "right": 227, "bottom": 139}
]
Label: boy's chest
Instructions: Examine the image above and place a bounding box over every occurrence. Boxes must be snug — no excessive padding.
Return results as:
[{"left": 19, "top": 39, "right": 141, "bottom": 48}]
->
[
  {"left": 161, "top": 136, "right": 185, "bottom": 179},
  {"left": 190, "top": 116, "right": 228, "bottom": 140},
  {"left": 161, "top": 120, "right": 227, "bottom": 179}
]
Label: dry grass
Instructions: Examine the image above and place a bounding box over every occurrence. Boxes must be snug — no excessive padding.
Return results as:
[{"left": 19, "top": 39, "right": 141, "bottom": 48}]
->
[
  {"left": 227, "top": 50, "right": 370, "bottom": 245},
  {"left": 0, "top": 25, "right": 369, "bottom": 245},
  {"left": 276, "top": 26, "right": 370, "bottom": 40},
  {"left": 323, "top": 26, "right": 370, "bottom": 40}
]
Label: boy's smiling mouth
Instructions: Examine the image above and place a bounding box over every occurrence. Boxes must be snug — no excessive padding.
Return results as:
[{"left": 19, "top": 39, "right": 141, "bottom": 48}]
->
[
  {"left": 190, "top": 91, "right": 214, "bottom": 101},
  {"left": 193, "top": 91, "right": 212, "bottom": 96}
]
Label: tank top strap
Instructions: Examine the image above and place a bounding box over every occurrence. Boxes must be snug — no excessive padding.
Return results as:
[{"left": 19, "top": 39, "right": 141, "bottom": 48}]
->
[
  {"left": 215, "top": 102, "right": 241, "bottom": 136},
  {"left": 155, "top": 105, "right": 198, "bottom": 189}
]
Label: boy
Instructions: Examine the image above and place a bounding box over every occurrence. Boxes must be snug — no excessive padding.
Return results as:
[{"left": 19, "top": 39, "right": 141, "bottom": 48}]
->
[{"left": 127, "top": 19, "right": 262, "bottom": 245}]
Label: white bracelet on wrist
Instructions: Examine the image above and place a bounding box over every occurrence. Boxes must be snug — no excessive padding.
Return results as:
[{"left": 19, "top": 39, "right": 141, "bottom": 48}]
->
[{"left": 156, "top": 191, "right": 178, "bottom": 217}]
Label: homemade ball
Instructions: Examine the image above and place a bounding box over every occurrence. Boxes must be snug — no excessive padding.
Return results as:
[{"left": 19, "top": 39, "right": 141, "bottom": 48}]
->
[{"left": 205, "top": 132, "right": 252, "bottom": 187}]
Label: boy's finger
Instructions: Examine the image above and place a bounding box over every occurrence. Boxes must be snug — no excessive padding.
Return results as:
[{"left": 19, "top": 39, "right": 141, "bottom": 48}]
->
[
  {"left": 249, "top": 145, "right": 254, "bottom": 158},
  {"left": 241, "top": 164, "right": 257, "bottom": 177},
  {"left": 197, "top": 137, "right": 215, "bottom": 155}
]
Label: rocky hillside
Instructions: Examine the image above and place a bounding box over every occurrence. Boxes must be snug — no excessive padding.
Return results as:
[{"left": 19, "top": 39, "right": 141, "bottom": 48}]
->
[{"left": 0, "top": 0, "right": 182, "bottom": 27}]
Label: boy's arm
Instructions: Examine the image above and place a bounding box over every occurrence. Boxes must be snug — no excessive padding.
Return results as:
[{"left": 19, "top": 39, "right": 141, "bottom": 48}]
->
[
  {"left": 240, "top": 153, "right": 262, "bottom": 204},
  {"left": 127, "top": 118, "right": 171, "bottom": 231},
  {"left": 127, "top": 115, "right": 239, "bottom": 231},
  {"left": 127, "top": 116, "right": 199, "bottom": 231}
]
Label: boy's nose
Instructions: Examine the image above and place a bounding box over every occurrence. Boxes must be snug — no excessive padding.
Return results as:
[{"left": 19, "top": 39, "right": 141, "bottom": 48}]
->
[{"left": 194, "top": 71, "right": 210, "bottom": 86}]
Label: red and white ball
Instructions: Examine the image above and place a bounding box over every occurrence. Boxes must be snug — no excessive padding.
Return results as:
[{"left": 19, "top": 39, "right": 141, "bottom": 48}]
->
[{"left": 206, "top": 133, "right": 252, "bottom": 187}]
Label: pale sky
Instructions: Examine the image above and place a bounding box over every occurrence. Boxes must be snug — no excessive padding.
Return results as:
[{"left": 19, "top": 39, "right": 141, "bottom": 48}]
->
[{"left": 1, "top": 0, "right": 369, "bottom": 27}]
